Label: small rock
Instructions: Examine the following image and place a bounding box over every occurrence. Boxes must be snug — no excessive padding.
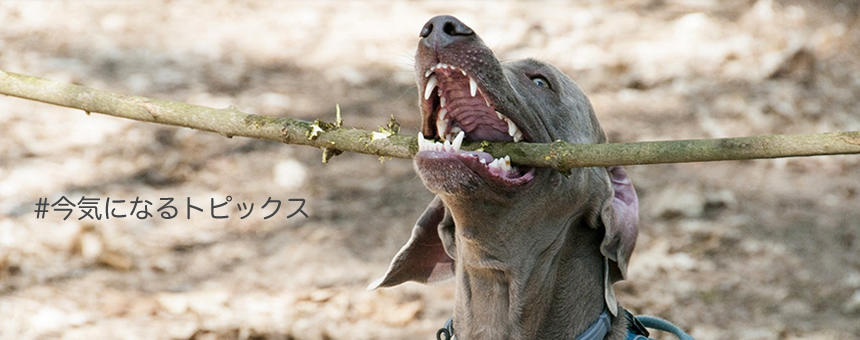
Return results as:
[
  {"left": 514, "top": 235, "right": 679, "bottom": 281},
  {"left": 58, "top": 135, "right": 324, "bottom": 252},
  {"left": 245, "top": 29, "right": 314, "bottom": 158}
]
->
[
  {"left": 651, "top": 186, "right": 705, "bottom": 218},
  {"left": 165, "top": 318, "right": 198, "bottom": 339},
  {"left": 274, "top": 159, "right": 307, "bottom": 190},
  {"left": 705, "top": 190, "right": 736, "bottom": 211},
  {"left": 187, "top": 290, "right": 229, "bottom": 316},
  {"left": 767, "top": 47, "right": 816, "bottom": 84},
  {"left": 157, "top": 293, "right": 189, "bottom": 315},
  {"left": 381, "top": 300, "right": 423, "bottom": 327},
  {"left": 41, "top": 222, "right": 82, "bottom": 252},
  {"left": 78, "top": 232, "right": 104, "bottom": 260},
  {"left": 307, "top": 289, "right": 336, "bottom": 303},
  {"left": 290, "top": 318, "right": 326, "bottom": 340},
  {"left": 98, "top": 250, "right": 133, "bottom": 271},
  {"left": 843, "top": 290, "right": 860, "bottom": 314}
]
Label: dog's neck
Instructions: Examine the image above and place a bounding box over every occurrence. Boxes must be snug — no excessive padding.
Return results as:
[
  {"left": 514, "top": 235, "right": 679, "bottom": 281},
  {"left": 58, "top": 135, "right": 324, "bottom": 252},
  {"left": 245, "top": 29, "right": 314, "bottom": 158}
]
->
[{"left": 448, "top": 212, "right": 610, "bottom": 339}]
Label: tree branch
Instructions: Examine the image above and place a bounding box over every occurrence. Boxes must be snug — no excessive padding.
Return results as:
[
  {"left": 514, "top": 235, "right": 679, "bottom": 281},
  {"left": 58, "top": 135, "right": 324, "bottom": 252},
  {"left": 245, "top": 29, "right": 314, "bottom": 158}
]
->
[{"left": 2, "top": 69, "right": 858, "bottom": 170}]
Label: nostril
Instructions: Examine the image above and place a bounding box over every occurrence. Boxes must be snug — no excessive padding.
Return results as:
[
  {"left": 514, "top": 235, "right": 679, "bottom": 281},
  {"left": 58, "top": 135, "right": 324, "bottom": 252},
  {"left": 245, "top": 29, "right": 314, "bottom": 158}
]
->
[
  {"left": 443, "top": 22, "right": 456, "bottom": 36},
  {"left": 420, "top": 16, "right": 474, "bottom": 44},
  {"left": 443, "top": 20, "right": 473, "bottom": 36},
  {"left": 420, "top": 22, "right": 433, "bottom": 38}
]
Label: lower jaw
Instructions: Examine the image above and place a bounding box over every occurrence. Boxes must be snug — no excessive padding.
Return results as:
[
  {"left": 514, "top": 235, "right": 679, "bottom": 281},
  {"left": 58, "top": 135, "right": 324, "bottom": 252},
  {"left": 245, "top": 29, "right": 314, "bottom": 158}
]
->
[{"left": 414, "top": 151, "right": 535, "bottom": 194}]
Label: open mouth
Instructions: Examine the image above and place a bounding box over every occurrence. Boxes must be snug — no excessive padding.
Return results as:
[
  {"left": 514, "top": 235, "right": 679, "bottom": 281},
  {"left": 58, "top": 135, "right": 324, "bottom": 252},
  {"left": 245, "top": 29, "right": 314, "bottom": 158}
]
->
[{"left": 417, "top": 63, "right": 535, "bottom": 187}]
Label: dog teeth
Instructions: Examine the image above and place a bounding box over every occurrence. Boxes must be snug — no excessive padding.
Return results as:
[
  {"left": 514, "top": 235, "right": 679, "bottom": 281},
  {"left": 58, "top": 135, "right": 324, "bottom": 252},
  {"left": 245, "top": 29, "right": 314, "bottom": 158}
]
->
[
  {"left": 440, "top": 96, "right": 446, "bottom": 108},
  {"left": 469, "top": 77, "right": 478, "bottom": 97},
  {"left": 436, "top": 109, "right": 448, "bottom": 139},
  {"left": 494, "top": 111, "right": 524, "bottom": 142},
  {"left": 498, "top": 156, "right": 514, "bottom": 172},
  {"left": 420, "top": 130, "right": 517, "bottom": 173},
  {"left": 507, "top": 119, "right": 520, "bottom": 139},
  {"left": 451, "top": 130, "right": 464, "bottom": 150},
  {"left": 512, "top": 130, "right": 523, "bottom": 142},
  {"left": 487, "top": 155, "right": 513, "bottom": 174},
  {"left": 418, "top": 129, "right": 465, "bottom": 152},
  {"left": 424, "top": 74, "right": 437, "bottom": 100}
]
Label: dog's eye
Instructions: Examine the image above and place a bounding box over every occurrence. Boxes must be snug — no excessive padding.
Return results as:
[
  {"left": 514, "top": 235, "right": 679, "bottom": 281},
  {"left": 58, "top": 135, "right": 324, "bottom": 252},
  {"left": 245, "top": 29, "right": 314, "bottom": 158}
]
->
[{"left": 530, "top": 76, "right": 550, "bottom": 89}]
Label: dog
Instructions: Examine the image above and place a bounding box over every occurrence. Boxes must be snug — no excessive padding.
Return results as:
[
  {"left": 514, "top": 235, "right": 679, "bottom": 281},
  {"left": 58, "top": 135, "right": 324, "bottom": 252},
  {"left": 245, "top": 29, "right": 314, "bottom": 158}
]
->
[{"left": 370, "top": 15, "right": 667, "bottom": 340}]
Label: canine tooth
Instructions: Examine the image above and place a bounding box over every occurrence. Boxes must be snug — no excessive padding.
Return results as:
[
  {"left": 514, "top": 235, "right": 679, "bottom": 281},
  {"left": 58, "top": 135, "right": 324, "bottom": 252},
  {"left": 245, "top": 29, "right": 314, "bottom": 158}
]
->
[
  {"left": 424, "top": 69, "right": 432, "bottom": 78},
  {"left": 424, "top": 75, "right": 437, "bottom": 100},
  {"left": 507, "top": 119, "right": 519, "bottom": 137},
  {"left": 460, "top": 69, "right": 466, "bottom": 76},
  {"left": 496, "top": 111, "right": 504, "bottom": 120},
  {"left": 437, "top": 108, "right": 448, "bottom": 139},
  {"left": 437, "top": 119, "right": 448, "bottom": 139},
  {"left": 469, "top": 77, "right": 478, "bottom": 97},
  {"left": 452, "top": 130, "right": 464, "bottom": 150},
  {"left": 513, "top": 130, "right": 523, "bottom": 142},
  {"left": 440, "top": 96, "right": 446, "bottom": 108}
]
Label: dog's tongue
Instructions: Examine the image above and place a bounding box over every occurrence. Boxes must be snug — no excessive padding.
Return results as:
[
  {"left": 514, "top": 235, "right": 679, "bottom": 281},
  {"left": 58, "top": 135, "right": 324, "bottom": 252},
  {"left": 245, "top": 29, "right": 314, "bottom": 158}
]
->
[{"left": 459, "top": 150, "right": 495, "bottom": 164}]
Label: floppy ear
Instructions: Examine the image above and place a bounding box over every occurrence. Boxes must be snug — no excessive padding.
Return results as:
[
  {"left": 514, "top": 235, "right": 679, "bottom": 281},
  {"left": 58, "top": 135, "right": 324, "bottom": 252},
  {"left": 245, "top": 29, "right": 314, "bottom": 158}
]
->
[
  {"left": 367, "top": 196, "right": 455, "bottom": 289},
  {"left": 599, "top": 166, "right": 639, "bottom": 283}
]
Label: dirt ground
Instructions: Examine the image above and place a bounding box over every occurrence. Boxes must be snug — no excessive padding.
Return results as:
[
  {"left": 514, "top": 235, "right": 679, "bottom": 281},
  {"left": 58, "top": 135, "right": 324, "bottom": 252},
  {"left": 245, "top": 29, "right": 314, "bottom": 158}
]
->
[{"left": 1, "top": 1, "right": 858, "bottom": 339}]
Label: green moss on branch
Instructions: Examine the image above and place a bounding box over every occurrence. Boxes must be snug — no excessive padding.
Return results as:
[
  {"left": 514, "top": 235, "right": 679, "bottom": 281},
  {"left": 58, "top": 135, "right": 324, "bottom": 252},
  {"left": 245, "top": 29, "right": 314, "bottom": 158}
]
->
[{"left": 1, "top": 69, "right": 858, "bottom": 171}]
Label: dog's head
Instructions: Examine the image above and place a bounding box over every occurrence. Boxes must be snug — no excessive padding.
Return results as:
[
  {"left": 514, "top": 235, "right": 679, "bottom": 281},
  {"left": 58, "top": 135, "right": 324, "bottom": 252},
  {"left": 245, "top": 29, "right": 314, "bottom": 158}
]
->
[{"left": 370, "top": 16, "right": 638, "bottom": 292}]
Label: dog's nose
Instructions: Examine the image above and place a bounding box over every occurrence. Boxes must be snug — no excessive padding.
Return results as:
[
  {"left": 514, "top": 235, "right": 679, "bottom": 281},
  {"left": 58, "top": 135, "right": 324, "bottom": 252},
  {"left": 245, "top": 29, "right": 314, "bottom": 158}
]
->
[{"left": 420, "top": 15, "right": 474, "bottom": 49}]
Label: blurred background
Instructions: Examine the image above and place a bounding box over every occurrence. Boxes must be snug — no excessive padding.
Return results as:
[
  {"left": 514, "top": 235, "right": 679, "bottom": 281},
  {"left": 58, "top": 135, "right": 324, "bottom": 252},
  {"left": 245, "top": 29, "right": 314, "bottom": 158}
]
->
[{"left": 1, "top": 1, "right": 858, "bottom": 339}]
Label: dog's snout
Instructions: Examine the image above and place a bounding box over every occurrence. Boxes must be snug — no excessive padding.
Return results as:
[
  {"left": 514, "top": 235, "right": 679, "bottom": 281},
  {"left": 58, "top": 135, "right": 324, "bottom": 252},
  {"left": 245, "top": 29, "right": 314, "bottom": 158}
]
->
[{"left": 420, "top": 15, "right": 474, "bottom": 48}]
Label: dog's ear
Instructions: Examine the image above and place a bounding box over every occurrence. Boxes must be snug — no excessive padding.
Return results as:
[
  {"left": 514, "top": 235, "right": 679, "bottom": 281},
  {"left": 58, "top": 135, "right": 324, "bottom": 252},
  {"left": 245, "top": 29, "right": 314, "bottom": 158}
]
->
[
  {"left": 598, "top": 166, "right": 639, "bottom": 283},
  {"left": 367, "top": 196, "right": 455, "bottom": 289}
]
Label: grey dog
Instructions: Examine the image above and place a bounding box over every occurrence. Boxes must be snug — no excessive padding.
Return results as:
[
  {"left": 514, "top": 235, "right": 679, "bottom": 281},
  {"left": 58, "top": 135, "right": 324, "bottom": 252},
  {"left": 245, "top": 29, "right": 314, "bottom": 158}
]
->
[{"left": 371, "top": 15, "right": 644, "bottom": 340}]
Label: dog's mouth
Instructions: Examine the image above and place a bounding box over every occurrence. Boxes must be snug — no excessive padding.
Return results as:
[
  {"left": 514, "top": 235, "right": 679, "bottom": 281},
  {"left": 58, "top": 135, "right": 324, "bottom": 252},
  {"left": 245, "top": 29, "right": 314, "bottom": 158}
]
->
[{"left": 416, "top": 63, "right": 535, "bottom": 187}]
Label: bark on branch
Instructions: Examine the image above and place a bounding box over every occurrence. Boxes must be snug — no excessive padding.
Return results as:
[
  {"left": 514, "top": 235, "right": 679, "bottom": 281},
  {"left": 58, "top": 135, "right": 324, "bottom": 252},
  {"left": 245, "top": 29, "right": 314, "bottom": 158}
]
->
[{"left": 2, "top": 69, "right": 858, "bottom": 170}]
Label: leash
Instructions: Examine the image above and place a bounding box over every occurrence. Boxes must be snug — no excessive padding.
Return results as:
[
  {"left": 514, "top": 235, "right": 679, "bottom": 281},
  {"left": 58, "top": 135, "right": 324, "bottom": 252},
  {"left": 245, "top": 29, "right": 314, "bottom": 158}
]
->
[
  {"left": 436, "top": 318, "right": 454, "bottom": 340},
  {"left": 630, "top": 314, "right": 694, "bottom": 340}
]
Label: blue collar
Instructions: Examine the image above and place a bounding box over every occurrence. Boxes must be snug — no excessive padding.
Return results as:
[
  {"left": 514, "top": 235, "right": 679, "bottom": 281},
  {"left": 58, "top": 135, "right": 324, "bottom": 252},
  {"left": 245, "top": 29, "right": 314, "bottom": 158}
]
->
[
  {"left": 435, "top": 309, "right": 613, "bottom": 340},
  {"left": 575, "top": 309, "right": 612, "bottom": 340},
  {"left": 435, "top": 308, "right": 694, "bottom": 340}
]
